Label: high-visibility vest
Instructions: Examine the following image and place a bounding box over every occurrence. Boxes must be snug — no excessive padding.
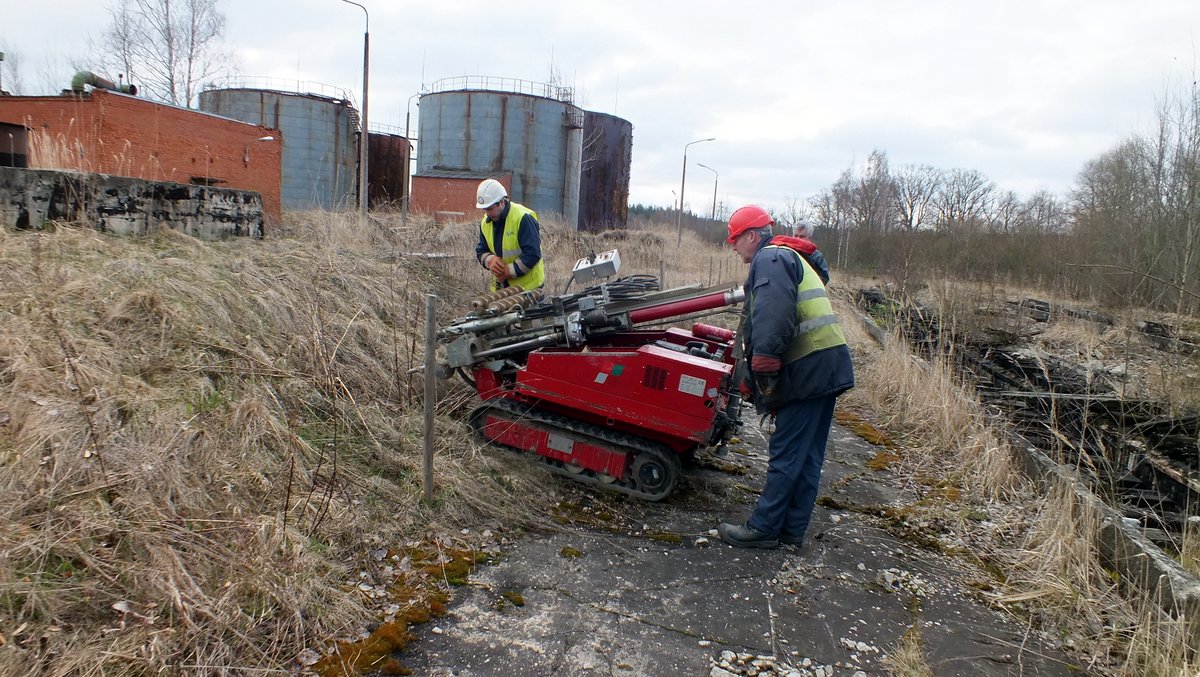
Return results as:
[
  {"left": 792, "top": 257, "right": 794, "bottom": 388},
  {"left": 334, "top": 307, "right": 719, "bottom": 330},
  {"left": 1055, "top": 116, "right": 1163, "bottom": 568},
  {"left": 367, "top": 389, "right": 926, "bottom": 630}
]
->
[
  {"left": 481, "top": 202, "right": 545, "bottom": 291},
  {"left": 749, "top": 245, "right": 846, "bottom": 364}
]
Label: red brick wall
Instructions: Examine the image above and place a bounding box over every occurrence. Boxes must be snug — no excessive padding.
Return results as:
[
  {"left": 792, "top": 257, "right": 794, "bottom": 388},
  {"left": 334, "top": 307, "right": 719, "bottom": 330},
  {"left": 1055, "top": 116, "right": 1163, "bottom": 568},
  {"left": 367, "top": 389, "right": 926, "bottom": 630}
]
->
[
  {"left": 411, "top": 173, "right": 511, "bottom": 216},
  {"left": 0, "top": 90, "right": 282, "bottom": 222}
]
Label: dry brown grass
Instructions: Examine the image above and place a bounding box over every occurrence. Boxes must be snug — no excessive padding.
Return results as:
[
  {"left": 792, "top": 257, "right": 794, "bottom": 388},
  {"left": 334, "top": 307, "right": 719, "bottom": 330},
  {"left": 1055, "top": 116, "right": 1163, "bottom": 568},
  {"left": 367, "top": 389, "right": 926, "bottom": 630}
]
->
[
  {"left": 838, "top": 298, "right": 1017, "bottom": 500},
  {"left": 0, "top": 208, "right": 733, "bottom": 674},
  {"left": 27, "top": 126, "right": 85, "bottom": 172},
  {"left": 1184, "top": 517, "right": 1200, "bottom": 579},
  {"left": 0, "top": 212, "right": 561, "bottom": 674},
  {"left": 839, "top": 279, "right": 1199, "bottom": 675},
  {"left": 881, "top": 625, "right": 934, "bottom": 677},
  {"left": 4, "top": 209, "right": 1193, "bottom": 675}
]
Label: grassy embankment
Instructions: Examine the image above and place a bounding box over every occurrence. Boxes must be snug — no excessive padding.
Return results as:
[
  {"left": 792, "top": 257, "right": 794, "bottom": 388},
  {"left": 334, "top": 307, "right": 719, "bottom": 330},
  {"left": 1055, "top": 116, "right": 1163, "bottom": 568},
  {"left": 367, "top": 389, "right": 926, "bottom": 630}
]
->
[
  {"left": 0, "top": 211, "right": 742, "bottom": 675},
  {"left": 1, "top": 211, "right": 1194, "bottom": 675},
  {"left": 839, "top": 275, "right": 1198, "bottom": 675}
]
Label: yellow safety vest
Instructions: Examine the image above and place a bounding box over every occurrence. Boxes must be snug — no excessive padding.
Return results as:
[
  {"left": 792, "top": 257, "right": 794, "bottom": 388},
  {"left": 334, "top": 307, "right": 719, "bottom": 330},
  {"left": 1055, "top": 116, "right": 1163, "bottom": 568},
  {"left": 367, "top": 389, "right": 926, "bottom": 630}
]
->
[
  {"left": 750, "top": 245, "right": 846, "bottom": 363},
  {"left": 481, "top": 202, "right": 545, "bottom": 291}
]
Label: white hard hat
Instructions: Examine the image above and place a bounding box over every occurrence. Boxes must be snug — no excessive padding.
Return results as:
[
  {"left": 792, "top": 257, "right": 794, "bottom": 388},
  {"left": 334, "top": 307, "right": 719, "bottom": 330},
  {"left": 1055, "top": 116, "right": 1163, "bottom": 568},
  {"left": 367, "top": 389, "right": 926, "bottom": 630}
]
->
[{"left": 476, "top": 179, "right": 508, "bottom": 209}]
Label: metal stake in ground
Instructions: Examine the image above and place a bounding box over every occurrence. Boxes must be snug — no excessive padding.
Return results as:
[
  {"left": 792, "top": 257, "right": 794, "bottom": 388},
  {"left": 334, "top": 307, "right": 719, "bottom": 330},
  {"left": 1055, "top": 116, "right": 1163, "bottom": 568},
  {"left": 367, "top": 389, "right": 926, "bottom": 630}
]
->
[{"left": 423, "top": 293, "right": 437, "bottom": 503}]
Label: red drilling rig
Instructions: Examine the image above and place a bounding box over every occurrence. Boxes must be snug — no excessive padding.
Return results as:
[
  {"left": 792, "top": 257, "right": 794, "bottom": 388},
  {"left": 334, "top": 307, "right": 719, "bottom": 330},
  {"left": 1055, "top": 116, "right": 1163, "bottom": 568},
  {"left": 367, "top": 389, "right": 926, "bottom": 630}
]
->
[{"left": 436, "top": 251, "right": 746, "bottom": 501}]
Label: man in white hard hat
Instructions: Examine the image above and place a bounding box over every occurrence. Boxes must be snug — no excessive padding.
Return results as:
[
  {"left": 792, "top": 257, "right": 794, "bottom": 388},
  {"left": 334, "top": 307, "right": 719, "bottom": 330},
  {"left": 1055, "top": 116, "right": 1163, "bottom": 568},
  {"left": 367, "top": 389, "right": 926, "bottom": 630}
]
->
[{"left": 474, "top": 178, "right": 545, "bottom": 291}]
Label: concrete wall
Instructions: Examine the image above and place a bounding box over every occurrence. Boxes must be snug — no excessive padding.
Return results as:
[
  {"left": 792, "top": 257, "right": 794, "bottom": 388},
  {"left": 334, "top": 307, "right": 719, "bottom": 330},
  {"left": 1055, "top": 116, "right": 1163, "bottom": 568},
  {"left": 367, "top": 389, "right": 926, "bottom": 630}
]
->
[
  {"left": 1, "top": 166, "right": 264, "bottom": 239},
  {"left": 0, "top": 90, "right": 282, "bottom": 221}
]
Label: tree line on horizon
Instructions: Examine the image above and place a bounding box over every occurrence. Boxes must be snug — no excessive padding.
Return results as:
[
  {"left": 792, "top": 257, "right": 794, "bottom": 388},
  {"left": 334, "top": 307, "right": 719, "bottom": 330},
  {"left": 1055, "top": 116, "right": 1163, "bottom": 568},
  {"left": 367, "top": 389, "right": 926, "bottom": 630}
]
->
[{"left": 639, "top": 80, "right": 1200, "bottom": 316}]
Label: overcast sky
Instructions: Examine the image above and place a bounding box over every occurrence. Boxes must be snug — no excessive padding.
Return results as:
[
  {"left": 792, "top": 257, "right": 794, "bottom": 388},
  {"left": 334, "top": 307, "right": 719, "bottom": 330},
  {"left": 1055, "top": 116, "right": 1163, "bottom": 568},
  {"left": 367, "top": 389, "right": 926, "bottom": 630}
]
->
[{"left": 3, "top": 1, "right": 1199, "bottom": 214}]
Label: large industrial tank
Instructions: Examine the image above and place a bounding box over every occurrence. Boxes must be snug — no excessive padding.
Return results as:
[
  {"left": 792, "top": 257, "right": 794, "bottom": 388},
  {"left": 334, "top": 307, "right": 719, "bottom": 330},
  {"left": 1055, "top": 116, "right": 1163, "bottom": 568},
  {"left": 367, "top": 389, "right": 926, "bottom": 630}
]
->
[
  {"left": 578, "top": 111, "right": 633, "bottom": 232},
  {"left": 199, "top": 81, "right": 358, "bottom": 211},
  {"left": 416, "top": 77, "right": 583, "bottom": 227},
  {"left": 367, "top": 131, "right": 410, "bottom": 207}
]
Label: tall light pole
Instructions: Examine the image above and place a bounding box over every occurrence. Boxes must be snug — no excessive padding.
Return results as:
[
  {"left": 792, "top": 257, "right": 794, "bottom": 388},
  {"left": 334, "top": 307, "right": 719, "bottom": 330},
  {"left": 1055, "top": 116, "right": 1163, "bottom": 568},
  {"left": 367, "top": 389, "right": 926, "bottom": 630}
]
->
[
  {"left": 676, "top": 137, "right": 714, "bottom": 244},
  {"left": 402, "top": 91, "right": 421, "bottom": 225},
  {"left": 696, "top": 162, "right": 718, "bottom": 221},
  {"left": 405, "top": 92, "right": 421, "bottom": 142},
  {"left": 341, "top": 0, "right": 369, "bottom": 228}
]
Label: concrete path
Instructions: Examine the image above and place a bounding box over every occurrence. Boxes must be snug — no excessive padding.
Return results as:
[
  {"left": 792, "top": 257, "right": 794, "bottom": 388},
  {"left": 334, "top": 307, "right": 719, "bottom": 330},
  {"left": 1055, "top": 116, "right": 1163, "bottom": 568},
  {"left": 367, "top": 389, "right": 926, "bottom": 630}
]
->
[{"left": 403, "top": 418, "right": 1080, "bottom": 676}]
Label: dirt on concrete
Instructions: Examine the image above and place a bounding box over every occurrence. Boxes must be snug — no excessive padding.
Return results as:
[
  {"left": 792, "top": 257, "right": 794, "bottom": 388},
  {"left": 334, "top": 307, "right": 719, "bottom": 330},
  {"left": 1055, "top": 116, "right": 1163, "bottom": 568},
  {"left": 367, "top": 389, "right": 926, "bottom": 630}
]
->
[{"left": 398, "top": 415, "right": 1080, "bottom": 676}]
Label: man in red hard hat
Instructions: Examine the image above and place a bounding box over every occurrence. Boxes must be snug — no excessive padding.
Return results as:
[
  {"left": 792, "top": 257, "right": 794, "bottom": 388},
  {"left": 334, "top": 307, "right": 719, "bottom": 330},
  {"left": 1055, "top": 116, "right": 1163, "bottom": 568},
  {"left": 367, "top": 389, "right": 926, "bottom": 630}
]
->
[{"left": 718, "top": 204, "right": 854, "bottom": 549}]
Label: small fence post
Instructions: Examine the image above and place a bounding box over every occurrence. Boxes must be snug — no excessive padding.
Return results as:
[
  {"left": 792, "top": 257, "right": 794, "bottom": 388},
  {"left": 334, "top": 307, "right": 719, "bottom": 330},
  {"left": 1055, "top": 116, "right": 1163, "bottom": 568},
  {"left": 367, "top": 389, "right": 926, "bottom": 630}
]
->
[{"left": 422, "top": 293, "right": 437, "bottom": 504}]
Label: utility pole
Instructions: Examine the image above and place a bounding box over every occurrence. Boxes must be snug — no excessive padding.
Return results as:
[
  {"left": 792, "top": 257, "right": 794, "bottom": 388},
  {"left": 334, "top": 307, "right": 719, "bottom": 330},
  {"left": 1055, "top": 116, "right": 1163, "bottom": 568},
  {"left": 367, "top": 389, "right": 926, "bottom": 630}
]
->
[
  {"left": 403, "top": 91, "right": 421, "bottom": 225},
  {"left": 676, "top": 137, "right": 714, "bottom": 245},
  {"left": 340, "top": 0, "right": 369, "bottom": 229},
  {"left": 697, "top": 162, "right": 718, "bottom": 221}
]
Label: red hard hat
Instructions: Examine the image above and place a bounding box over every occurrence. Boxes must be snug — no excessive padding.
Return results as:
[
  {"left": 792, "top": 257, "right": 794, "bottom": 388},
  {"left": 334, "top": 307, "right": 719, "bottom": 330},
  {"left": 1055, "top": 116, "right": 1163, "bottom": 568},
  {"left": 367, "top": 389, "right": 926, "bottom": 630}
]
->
[{"left": 727, "top": 204, "right": 775, "bottom": 243}]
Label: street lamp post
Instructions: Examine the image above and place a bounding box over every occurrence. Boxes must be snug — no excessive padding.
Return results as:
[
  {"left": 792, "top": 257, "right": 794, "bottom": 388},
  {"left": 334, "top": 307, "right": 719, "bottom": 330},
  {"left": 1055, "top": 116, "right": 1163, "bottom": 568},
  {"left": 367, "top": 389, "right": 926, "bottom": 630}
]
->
[
  {"left": 340, "top": 0, "right": 369, "bottom": 229},
  {"left": 696, "top": 162, "right": 718, "bottom": 221},
  {"left": 676, "top": 137, "right": 715, "bottom": 245},
  {"left": 405, "top": 92, "right": 421, "bottom": 141},
  {"left": 402, "top": 91, "right": 421, "bottom": 225}
]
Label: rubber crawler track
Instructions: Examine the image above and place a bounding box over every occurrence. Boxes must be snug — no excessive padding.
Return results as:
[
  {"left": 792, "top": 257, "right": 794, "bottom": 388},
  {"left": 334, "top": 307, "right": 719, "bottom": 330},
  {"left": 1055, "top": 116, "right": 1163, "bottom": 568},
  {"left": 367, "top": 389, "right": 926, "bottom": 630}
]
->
[{"left": 469, "top": 398, "right": 683, "bottom": 501}]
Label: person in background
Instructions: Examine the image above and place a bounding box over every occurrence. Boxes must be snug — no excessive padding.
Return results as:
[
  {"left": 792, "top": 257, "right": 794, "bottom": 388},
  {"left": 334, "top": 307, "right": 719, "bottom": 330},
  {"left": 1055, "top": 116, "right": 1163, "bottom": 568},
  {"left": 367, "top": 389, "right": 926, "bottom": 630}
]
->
[
  {"left": 787, "top": 220, "right": 830, "bottom": 285},
  {"left": 475, "top": 178, "right": 545, "bottom": 291},
  {"left": 718, "top": 204, "right": 854, "bottom": 549}
]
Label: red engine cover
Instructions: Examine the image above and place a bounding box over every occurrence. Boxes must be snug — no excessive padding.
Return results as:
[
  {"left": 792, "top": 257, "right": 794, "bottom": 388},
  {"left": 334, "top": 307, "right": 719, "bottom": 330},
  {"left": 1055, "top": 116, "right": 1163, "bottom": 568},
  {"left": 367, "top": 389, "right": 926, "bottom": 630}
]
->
[{"left": 513, "top": 341, "right": 732, "bottom": 449}]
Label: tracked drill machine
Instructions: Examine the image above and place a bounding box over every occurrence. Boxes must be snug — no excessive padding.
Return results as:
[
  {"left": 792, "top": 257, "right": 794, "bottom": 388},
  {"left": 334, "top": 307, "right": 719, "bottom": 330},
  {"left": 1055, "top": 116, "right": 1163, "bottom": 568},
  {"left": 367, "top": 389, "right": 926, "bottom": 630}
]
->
[{"left": 436, "top": 251, "right": 746, "bottom": 501}]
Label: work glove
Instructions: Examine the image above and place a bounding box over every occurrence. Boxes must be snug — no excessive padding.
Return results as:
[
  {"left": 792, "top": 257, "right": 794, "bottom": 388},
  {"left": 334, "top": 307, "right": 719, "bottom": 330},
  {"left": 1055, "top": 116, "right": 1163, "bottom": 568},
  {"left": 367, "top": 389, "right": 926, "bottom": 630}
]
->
[
  {"left": 750, "top": 354, "right": 782, "bottom": 374},
  {"left": 486, "top": 255, "right": 508, "bottom": 279},
  {"left": 738, "top": 380, "right": 753, "bottom": 403}
]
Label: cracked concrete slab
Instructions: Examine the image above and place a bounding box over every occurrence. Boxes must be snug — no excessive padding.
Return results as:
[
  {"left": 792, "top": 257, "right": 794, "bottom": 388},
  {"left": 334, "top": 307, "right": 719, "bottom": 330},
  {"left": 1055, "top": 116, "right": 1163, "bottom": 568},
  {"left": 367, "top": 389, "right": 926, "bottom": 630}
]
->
[{"left": 403, "top": 420, "right": 1078, "bottom": 676}]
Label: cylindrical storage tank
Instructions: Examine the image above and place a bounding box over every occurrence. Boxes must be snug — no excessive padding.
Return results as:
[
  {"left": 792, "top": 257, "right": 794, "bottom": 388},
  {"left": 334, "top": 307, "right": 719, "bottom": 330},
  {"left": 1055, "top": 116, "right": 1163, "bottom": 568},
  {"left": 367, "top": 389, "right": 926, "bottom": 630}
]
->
[
  {"left": 367, "top": 132, "right": 410, "bottom": 207},
  {"left": 417, "top": 81, "right": 581, "bottom": 227},
  {"left": 578, "top": 111, "right": 633, "bottom": 232},
  {"left": 199, "top": 88, "right": 357, "bottom": 211}
]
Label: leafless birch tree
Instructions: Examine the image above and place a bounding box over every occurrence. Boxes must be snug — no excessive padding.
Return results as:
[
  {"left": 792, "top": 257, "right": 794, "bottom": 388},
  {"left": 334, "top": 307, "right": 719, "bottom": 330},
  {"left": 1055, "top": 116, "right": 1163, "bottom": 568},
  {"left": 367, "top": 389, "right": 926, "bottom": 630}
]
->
[{"left": 100, "top": 0, "right": 231, "bottom": 107}]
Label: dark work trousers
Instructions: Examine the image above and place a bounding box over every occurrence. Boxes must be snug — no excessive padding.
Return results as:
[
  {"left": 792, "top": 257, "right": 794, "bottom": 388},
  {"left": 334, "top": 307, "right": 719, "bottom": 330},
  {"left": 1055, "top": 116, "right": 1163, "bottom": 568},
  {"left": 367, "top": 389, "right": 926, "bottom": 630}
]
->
[{"left": 746, "top": 394, "right": 838, "bottom": 543}]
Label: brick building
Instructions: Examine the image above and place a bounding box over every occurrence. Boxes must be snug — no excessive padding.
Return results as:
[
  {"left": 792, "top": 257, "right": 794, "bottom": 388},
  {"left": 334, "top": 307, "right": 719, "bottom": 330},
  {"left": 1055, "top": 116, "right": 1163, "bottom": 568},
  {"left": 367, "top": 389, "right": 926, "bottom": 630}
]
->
[
  {"left": 0, "top": 89, "right": 282, "bottom": 222},
  {"left": 411, "top": 169, "right": 512, "bottom": 219}
]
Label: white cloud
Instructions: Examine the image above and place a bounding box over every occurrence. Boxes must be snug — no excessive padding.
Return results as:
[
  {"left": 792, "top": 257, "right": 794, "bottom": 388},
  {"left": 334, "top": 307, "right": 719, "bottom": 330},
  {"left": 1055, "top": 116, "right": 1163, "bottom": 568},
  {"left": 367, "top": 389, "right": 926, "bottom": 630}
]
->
[{"left": 6, "top": 0, "right": 1200, "bottom": 213}]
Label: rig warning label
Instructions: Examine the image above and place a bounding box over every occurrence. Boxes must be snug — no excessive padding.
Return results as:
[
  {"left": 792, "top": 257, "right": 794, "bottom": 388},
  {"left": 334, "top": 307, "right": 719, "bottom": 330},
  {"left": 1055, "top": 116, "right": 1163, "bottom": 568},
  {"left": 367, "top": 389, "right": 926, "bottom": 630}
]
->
[{"left": 678, "top": 374, "right": 706, "bottom": 397}]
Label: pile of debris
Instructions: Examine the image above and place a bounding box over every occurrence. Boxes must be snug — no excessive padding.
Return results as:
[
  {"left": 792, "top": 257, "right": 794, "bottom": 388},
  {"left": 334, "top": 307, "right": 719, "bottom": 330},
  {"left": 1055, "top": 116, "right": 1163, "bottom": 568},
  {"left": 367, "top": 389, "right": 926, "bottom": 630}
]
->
[{"left": 857, "top": 288, "right": 1199, "bottom": 550}]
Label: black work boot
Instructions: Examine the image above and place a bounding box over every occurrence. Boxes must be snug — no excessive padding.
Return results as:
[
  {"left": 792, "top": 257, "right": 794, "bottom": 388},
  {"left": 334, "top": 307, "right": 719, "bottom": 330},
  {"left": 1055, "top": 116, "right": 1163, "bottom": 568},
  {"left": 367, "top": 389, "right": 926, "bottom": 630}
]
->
[{"left": 717, "top": 522, "right": 779, "bottom": 549}]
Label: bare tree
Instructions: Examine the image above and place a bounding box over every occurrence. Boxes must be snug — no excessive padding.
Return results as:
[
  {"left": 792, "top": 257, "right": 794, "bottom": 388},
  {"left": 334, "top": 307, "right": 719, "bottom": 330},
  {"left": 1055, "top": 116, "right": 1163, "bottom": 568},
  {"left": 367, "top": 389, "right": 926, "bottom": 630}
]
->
[
  {"left": 778, "top": 194, "right": 812, "bottom": 234},
  {"left": 892, "top": 164, "right": 940, "bottom": 231},
  {"left": 934, "top": 168, "right": 995, "bottom": 233},
  {"left": 1070, "top": 140, "right": 1162, "bottom": 306},
  {"left": 1068, "top": 74, "right": 1200, "bottom": 313},
  {"left": 1160, "top": 79, "right": 1200, "bottom": 314},
  {"left": 0, "top": 44, "right": 24, "bottom": 94},
  {"left": 850, "top": 150, "right": 896, "bottom": 233},
  {"left": 991, "top": 190, "right": 1025, "bottom": 234},
  {"left": 1023, "top": 190, "right": 1067, "bottom": 235},
  {"left": 101, "top": 0, "right": 231, "bottom": 107}
]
